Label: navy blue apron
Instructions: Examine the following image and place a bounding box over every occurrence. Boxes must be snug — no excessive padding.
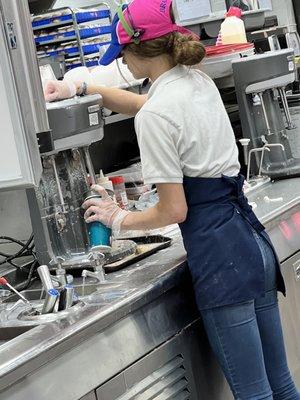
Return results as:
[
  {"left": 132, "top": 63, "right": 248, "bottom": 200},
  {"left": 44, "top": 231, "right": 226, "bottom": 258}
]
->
[{"left": 179, "top": 174, "right": 285, "bottom": 311}]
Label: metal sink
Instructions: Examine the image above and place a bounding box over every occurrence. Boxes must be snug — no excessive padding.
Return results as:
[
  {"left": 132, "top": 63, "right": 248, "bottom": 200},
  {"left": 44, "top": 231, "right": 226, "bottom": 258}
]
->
[
  {"left": 244, "top": 176, "right": 271, "bottom": 194},
  {"left": 2, "top": 280, "right": 132, "bottom": 310},
  {"left": 3, "top": 282, "right": 123, "bottom": 303},
  {"left": 77, "top": 282, "right": 133, "bottom": 304},
  {"left": 0, "top": 281, "right": 132, "bottom": 343},
  {"left": 0, "top": 325, "right": 34, "bottom": 341}
]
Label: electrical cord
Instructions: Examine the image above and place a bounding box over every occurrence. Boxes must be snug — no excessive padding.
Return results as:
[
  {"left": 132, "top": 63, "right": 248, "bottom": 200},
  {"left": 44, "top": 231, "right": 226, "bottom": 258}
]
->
[
  {"left": 15, "top": 260, "right": 39, "bottom": 292},
  {"left": 0, "top": 234, "right": 35, "bottom": 267},
  {"left": 0, "top": 234, "right": 38, "bottom": 291},
  {"left": 116, "top": 58, "right": 132, "bottom": 88}
]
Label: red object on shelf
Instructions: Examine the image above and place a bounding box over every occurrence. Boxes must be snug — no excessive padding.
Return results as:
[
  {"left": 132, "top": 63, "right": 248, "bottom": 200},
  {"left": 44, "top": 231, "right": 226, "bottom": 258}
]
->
[
  {"left": 109, "top": 176, "right": 125, "bottom": 185},
  {"left": 0, "top": 277, "right": 8, "bottom": 286},
  {"left": 205, "top": 43, "right": 254, "bottom": 57},
  {"left": 226, "top": 6, "right": 242, "bottom": 18}
]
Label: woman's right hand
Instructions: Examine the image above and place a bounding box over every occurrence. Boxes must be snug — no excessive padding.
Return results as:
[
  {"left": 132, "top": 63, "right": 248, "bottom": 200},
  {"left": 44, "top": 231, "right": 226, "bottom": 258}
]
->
[{"left": 44, "top": 80, "right": 77, "bottom": 103}]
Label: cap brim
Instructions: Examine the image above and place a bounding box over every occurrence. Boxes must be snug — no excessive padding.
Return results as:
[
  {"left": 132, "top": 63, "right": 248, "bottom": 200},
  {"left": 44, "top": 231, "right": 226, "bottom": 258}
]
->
[{"left": 99, "top": 43, "right": 124, "bottom": 66}]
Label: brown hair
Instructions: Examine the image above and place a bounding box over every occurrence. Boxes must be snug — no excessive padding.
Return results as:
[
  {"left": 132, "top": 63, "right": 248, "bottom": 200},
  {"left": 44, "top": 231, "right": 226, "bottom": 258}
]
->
[{"left": 125, "top": 32, "right": 206, "bottom": 66}]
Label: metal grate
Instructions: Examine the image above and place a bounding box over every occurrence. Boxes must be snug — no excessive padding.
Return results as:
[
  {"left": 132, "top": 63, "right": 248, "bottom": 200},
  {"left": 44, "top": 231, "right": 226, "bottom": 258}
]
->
[{"left": 116, "top": 355, "right": 190, "bottom": 400}]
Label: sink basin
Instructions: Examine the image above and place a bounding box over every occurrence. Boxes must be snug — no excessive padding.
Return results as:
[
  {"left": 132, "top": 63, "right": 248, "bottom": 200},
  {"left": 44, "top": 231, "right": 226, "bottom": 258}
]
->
[
  {"left": 0, "top": 281, "right": 133, "bottom": 343},
  {"left": 0, "top": 325, "right": 34, "bottom": 341},
  {"left": 244, "top": 176, "right": 271, "bottom": 194},
  {"left": 3, "top": 282, "right": 122, "bottom": 303},
  {"left": 3, "top": 281, "right": 131, "bottom": 308}
]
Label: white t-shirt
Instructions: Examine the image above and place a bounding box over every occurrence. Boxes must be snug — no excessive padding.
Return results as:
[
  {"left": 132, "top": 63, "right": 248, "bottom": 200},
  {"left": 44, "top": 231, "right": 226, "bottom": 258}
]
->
[{"left": 134, "top": 65, "right": 240, "bottom": 185}]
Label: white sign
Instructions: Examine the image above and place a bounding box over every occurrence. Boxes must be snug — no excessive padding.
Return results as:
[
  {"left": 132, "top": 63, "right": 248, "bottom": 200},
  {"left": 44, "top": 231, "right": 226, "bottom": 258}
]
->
[{"left": 175, "top": 0, "right": 212, "bottom": 22}]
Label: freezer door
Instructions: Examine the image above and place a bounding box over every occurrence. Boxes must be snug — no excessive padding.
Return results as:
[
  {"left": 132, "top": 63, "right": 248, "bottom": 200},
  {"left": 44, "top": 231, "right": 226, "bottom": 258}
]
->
[{"left": 0, "top": 0, "right": 50, "bottom": 190}]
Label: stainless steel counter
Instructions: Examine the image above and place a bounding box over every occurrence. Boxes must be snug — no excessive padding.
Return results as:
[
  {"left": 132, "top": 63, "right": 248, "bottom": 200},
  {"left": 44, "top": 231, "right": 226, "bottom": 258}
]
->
[
  {"left": 0, "top": 178, "right": 299, "bottom": 400},
  {"left": 247, "top": 178, "right": 300, "bottom": 261},
  {"left": 0, "top": 230, "right": 195, "bottom": 399}
]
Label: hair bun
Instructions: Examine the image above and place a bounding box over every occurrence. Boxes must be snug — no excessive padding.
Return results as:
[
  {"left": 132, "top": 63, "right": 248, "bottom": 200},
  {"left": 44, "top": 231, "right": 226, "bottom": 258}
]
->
[{"left": 172, "top": 33, "right": 206, "bottom": 66}]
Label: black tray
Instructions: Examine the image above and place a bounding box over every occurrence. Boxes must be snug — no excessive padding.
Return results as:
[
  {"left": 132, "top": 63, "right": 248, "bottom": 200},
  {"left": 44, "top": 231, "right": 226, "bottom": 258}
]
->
[{"left": 104, "top": 235, "right": 172, "bottom": 273}]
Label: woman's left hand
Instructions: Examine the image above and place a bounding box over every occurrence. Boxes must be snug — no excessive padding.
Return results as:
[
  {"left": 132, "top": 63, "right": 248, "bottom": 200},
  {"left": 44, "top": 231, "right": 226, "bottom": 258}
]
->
[
  {"left": 82, "top": 185, "right": 130, "bottom": 233},
  {"left": 44, "top": 80, "right": 77, "bottom": 102}
]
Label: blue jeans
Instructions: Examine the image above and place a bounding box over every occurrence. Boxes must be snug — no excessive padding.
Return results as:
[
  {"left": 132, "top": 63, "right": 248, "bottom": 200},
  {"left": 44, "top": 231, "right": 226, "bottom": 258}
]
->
[{"left": 201, "top": 231, "right": 300, "bottom": 400}]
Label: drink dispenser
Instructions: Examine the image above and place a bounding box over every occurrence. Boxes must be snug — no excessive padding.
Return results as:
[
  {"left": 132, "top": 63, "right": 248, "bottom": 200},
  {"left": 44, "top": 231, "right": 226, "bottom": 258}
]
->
[
  {"left": 232, "top": 49, "right": 300, "bottom": 180},
  {"left": 27, "top": 95, "right": 105, "bottom": 267}
]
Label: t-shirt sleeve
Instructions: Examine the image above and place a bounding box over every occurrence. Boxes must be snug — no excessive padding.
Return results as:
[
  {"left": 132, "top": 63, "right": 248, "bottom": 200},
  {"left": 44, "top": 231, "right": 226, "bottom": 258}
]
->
[{"left": 135, "top": 110, "right": 183, "bottom": 185}]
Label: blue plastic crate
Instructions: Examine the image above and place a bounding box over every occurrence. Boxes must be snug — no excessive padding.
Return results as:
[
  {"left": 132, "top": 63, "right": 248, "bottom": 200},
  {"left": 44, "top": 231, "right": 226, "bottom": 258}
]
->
[
  {"left": 32, "top": 10, "right": 111, "bottom": 29},
  {"left": 35, "top": 26, "right": 112, "bottom": 45},
  {"left": 86, "top": 59, "right": 99, "bottom": 67},
  {"left": 35, "top": 34, "right": 59, "bottom": 44},
  {"left": 46, "top": 50, "right": 60, "bottom": 57},
  {"left": 62, "top": 10, "right": 111, "bottom": 23},
  {"left": 67, "top": 58, "right": 99, "bottom": 70},
  {"left": 32, "top": 18, "right": 53, "bottom": 28},
  {"left": 65, "top": 42, "right": 110, "bottom": 56},
  {"left": 80, "top": 25, "right": 112, "bottom": 39}
]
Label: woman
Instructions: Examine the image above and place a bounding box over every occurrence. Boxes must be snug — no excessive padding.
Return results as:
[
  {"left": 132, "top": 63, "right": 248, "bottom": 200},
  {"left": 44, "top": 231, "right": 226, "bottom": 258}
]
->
[{"left": 44, "top": 0, "right": 300, "bottom": 398}]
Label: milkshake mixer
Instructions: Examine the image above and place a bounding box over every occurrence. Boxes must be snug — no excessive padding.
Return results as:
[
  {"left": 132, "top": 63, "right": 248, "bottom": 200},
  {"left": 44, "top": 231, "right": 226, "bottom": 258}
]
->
[
  {"left": 232, "top": 49, "right": 300, "bottom": 181},
  {"left": 27, "top": 95, "right": 108, "bottom": 269}
]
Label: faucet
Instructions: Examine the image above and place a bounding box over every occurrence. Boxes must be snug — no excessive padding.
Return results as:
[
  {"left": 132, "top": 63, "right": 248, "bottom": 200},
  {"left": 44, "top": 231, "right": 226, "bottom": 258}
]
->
[
  {"left": 239, "top": 138, "right": 251, "bottom": 165},
  {"left": 49, "top": 257, "right": 74, "bottom": 288},
  {"left": 258, "top": 146, "right": 271, "bottom": 177},
  {"left": 247, "top": 146, "right": 271, "bottom": 182},
  {"left": 246, "top": 143, "right": 286, "bottom": 182},
  {"left": 37, "top": 262, "right": 74, "bottom": 314},
  {"left": 264, "top": 143, "right": 285, "bottom": 152},
  {"left": 81, "top": 253, "right": 106, "bottom": 283}
]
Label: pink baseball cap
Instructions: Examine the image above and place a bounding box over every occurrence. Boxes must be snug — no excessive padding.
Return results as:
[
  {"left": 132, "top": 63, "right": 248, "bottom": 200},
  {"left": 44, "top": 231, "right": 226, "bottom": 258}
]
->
[{"left": 99, "top": 0, "right": 197, "bottom": 66}]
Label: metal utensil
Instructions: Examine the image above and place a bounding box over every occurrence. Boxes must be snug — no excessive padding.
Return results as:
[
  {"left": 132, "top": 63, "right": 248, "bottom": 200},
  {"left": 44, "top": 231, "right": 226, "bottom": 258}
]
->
[
  {"left": 37, "top": 265, "right": 55, "bottom": 291},
  {"left": 0, "top": 277, "right": 31, "bottom": 305}
]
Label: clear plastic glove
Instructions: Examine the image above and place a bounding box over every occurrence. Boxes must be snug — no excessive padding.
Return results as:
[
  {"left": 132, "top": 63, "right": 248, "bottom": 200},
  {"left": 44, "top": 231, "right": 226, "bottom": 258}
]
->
[
  {"left": 44, "top": 79, "right": 77, "bottom": 103},
  {"left": 82, "top": 185, "right": 130, "bottom": 235}
]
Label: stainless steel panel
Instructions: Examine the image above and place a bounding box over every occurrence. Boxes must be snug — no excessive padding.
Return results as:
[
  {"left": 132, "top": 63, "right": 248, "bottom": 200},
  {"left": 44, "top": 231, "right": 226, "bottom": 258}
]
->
[
  {"left": 0, "top": 0, "right": 50, "bottom": 185},
  {"left": 96, "top": 321, "right": 233, "bottom": 400},
  {"left": 0, "top": 190, "right": 32, "bottom": 240},
  {"left": 0, "top": 286, "right": 198, "bottom": 400},
  {"left": 279, "top": 252, "right": 300, "bottom": 386},
  {"left": 1, "top": 0, "right": 49, "bottom": 136},
  {"left": 80, "top": 393, "right": 97, "bottom": 400},
  {"left": 0, "top": 0, "right": 49, "bottom": 189},
  {"left": 97, "top": 356, "right": 189, "bottom": 400},
  {"left": 267, "top": 208, "right": 300, "bottom": 262}
]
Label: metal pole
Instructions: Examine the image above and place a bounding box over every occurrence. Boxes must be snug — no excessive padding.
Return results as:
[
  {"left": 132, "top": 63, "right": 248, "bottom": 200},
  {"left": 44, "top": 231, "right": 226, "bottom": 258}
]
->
[{"left": 84, "top": 147, "right": 97, "bottom": 185}]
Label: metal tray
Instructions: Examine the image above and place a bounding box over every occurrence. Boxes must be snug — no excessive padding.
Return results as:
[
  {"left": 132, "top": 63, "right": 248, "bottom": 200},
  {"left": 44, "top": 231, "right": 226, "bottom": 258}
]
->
[{"left": 104, "top": 235, "right": 172, "bottom": 273}]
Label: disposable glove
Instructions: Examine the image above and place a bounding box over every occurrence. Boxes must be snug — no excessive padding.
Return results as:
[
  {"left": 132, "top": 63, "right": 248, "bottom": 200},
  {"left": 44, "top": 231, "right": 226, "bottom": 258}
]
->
[
  {"left": 44, "top": 79, "right": 77, "bottom": 102},
  {"left": 83, "top": 185, "right": 130, "bottom": 235}
]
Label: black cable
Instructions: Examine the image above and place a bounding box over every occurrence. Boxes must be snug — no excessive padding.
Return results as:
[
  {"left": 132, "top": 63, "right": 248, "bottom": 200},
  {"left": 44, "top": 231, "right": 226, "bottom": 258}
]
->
[
  {"left": 0, "top": 233, "right": 34, "bottom": 267},
  {"left": 0, "top": 236, "right": 30, "bottom": 247},
  {"left": 15, "top": 260, "right": 39, "bottom": 292},
  {"left": 0, "top": 234, "right": 38, "bottom": 292}
]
